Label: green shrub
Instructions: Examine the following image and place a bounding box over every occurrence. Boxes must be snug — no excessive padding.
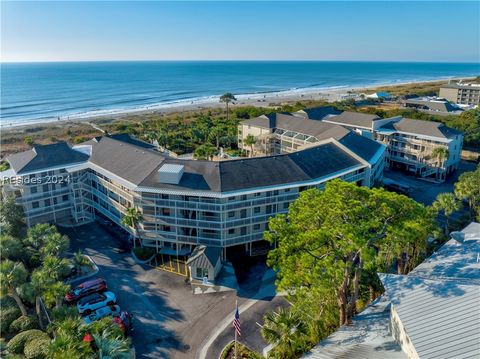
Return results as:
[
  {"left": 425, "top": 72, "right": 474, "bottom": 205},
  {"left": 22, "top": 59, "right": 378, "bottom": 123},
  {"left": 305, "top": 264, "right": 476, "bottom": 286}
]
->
[
  {"left": 24, "top": 337, "right": 50, "bottom": 359},
  {"left": 1, "top": 307, "right": 21, "bottom": 335},
  {"left": 9, "top": 316, "right": 38, "bottom": 335},
  {"left": 6, "top": 329, "right": 46, "bottom": 354},
  {"left": 133, "top": 247, "right": 155, "bottom": 260},
  {"left": 0, "top": 296, "right": 17, "bottom": 311}
]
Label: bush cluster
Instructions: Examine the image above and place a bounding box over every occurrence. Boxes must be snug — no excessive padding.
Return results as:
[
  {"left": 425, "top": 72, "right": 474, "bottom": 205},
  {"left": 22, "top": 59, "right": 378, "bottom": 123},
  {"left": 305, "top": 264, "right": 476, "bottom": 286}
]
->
[
  {"left": 0, "top": 307, "right": 21, "bottom": 335},
  {"left": 9, "top": 316, "right": 38, "bottom": 335},
  {"left": 24, "top": 337, "right": 50, "bottom": 359},
  {"left": 6, "top": 329, "right": 49, "bottom": 356}
]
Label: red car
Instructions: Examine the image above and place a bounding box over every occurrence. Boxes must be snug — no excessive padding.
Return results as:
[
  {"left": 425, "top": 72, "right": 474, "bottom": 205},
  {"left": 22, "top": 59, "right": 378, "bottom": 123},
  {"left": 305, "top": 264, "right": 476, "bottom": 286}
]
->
[
  {"left": 113, "top": 311, "right": 133, "bottom": 335},
  {"left": 65, "top": 278, "right": 107, "bottom": 304}
]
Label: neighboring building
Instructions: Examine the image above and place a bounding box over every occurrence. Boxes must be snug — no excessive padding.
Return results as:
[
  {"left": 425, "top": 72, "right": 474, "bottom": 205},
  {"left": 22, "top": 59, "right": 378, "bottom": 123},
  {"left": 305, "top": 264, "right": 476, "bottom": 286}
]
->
[
  {"left": 292, "top": 106, "right": 342, "bottom": 121},
  {"left": 324, "top": 111, "right": 464, "bottom": 182},
  {"left": 403, "top": 96, "right": 463, "bottom": 115},
  {"left": 439, "top": 83, "right": 480, "bottom": 106},
  {"left": 187, "top": 245, "right": 222, "bottom": 282},
  {"left": 304, "top": 222, "right": 480, "bottom": 359},
  {"left": 375, "top": 118, "right": 463, "bottom": 182},
  {"left": 322, "top": 111, "right": 382, "bottom": 138},
  {"left": 238, "top": 110, "right": 386, "bottom": 185},
  {"left": 2, "top": 133, "right": 383, "bottom": 268},
  {"left": 366, "top": 91, "right": 393, "bottom": 100}
]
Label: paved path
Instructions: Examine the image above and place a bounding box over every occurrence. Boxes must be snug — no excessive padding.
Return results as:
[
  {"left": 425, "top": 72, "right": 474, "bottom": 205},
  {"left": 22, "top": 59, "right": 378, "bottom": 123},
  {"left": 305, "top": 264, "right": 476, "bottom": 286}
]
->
[{"left": 63, "top": 224, "right": 235, "bottom": 359}]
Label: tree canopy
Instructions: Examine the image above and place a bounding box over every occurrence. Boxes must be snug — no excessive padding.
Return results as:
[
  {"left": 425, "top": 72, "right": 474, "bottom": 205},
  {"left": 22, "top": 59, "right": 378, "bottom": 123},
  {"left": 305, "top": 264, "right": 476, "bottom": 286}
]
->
[{"left": 265, "top": 180, "right": 435, "bottom": 327}]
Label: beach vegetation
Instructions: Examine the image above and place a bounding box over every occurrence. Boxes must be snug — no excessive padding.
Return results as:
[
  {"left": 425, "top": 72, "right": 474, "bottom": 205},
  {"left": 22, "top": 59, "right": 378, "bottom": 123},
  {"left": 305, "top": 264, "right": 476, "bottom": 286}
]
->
[
  {"left": 432, "top": 193, "right": 461, "bottom": 235},
  {"left": 263, "top": 180, "right": 436, "bottom": 356},
  {"left": 23, "top": 136, "right": 34, "bottom": 147}
]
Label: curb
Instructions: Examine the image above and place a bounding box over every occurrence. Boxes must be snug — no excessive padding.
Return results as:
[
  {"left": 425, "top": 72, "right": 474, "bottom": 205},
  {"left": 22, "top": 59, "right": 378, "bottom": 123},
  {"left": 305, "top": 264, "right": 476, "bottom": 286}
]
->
[
  {"left": 131, "top": 250, "right": 156, "bottom": 264},
  {"left": 66, "top": 255, "right": 99, "bottom": 284}
]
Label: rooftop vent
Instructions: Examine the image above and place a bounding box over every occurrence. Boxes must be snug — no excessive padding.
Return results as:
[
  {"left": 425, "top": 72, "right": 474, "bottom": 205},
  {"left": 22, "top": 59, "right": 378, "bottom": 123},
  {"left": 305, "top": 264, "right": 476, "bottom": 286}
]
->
[{"left": 157, "top": 164, "right": 184, "bottom": 184}]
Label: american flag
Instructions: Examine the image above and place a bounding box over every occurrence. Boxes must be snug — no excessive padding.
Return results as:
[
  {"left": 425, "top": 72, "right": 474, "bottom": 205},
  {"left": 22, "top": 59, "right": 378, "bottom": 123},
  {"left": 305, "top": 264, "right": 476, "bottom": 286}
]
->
[{"left": 233, "top": 301, "right": 241, "bottom": 336}]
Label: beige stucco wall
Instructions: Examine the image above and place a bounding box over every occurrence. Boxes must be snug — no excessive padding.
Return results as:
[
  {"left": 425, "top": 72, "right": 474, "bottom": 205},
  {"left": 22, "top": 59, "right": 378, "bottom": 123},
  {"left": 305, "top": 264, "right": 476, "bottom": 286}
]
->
[{"left": 390, "top": 306, "right": 419, "bottom": 359}]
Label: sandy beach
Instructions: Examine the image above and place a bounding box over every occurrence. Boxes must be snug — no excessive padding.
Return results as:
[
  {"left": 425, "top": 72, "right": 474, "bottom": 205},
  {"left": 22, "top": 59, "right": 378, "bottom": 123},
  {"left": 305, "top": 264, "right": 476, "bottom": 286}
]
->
[{"left": 1, "top": 76, "right": 472, "bottom": 132}]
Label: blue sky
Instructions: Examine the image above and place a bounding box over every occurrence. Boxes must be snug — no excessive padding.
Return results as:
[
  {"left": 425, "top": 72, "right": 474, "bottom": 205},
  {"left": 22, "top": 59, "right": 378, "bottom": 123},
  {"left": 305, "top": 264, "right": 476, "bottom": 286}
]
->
[{"left": 2, "top": 1, "right": 479, "bottom": 62}]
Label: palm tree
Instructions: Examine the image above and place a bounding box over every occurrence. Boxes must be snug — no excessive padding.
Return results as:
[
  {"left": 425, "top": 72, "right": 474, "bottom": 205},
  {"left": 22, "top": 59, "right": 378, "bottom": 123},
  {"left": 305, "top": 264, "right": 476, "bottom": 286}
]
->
[
  {"left": 73, "top": 250, "right": 93, "bottom": 276},
  {"left": 433, "top": 192, "right": 461, "bottom": 235},
  {"left": 121, "top": 207, "right": 143, "bottom": 248},
  {"left": 261, "top": 307, "right": 307, "bottom": 359},
  {"left": 454, "top": 169, "right": 480, "bottom": 219},
  {"left": 220, "top": 93, "right": 237, "bottom": 121},
  {"left": 194, "top": 144, "right": 217, "bottom": 160},
  {"left": 0, "top": 260, "right": 29, "bottom": 315},
  {"left": 93, "top": 330, "right": 133, "bottom": 359},
  {"left": 431, "top": 147, "right": 449, "bottom": 181},
  {"left": 244, "top": 134, "right": 256, "bottom": 158}
]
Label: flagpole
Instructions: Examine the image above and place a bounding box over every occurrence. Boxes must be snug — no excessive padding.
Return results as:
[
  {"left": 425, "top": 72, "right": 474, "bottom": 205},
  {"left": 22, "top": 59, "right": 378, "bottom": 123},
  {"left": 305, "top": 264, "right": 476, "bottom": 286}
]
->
[{"left": 234, "top": 299, "right": 238, "bottom": 359}]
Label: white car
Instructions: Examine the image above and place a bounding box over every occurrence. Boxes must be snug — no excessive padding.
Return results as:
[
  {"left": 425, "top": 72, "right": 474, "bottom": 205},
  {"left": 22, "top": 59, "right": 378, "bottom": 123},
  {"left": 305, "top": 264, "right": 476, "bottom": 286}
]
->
[
  {"left": 77, "top": 291, "right": 116, "bottom": 315},
  {"left": 83, "top": 304, "right": 121, "bottom": 324}
]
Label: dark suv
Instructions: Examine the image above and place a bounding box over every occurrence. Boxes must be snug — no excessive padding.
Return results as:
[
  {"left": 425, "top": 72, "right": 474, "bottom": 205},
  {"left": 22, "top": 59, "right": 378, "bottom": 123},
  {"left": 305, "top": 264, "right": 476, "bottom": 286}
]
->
[{"left": 65, "top": 278, "right": 107, "bottom": 304}]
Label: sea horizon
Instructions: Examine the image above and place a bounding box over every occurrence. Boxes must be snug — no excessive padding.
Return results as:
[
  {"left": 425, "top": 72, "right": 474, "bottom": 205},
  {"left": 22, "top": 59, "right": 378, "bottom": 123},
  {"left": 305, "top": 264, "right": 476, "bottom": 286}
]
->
[{"left": 1, "top": 60, "right": 479, "bottom": 127}]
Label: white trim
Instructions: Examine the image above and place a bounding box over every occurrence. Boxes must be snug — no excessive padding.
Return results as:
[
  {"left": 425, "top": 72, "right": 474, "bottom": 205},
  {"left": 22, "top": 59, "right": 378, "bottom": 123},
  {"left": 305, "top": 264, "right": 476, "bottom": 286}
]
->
[{"left": 11, "top": 161, "right": 89, "bottom": 177}]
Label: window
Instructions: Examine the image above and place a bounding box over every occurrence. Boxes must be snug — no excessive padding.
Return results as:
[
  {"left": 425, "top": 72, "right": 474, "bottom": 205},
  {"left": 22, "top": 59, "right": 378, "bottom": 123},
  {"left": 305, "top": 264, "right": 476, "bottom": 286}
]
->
[
  {"left": 283, "top": 202, "right": 289, "bottom": 209},
  {"left": 228, "top": 211, "right": 235, "bottom": 218},
  {"left": 228, "top": 228, "right": 235, "bottom": 234},
  {"left": 254, "top": 207, "right": 260, "bottom": 213},
  {"left": 254, "top": 224, "right": 261, "bottom": 230},
  {"left": 43, "top": 184, "right": 49, "bottom": 192},
  {"left": 240, "top": 227, "right": 247, "bottom": 235},
  {"left": 284, "top": 188, "right": 290, "bottom": 192},
  {"left": 161, "top": 208, "right": 170, "bottom": 216},
  {"left": 254, "top": 192, "right": 261, "bottom": 197},
  {"left": 228, "top": 196, "right": 236, "bottom": 201},
  {"left": 32, "top": 201, "right": 39, "bottom": 209},
  {"left": 44, "top": 199, "right": 51, "bottom": 206},
  {"left": 196, "top": 267, "right": 209, "bottom": 279},
  {"left": 31, "top": 186, "right": 38, "bottom": 194},
  {"left": 62, "top": 195, "right": 69, "bottom": 202}
]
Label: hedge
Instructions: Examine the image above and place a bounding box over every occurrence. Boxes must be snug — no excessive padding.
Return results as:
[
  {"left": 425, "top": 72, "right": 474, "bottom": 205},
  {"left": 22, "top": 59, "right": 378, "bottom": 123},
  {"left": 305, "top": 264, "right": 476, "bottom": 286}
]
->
[
  {"left": 133, "top": 247, "right": 155, "bottom": 260},
  {"left": 0, "top": 296, "right": 17, "bottom": 310},
  {"left": 9, "top": 316, "right": 38, "bottom": 335},
  {"left": 24, "top": 337, "right": 50, "bottom": 359},
  {"left": 0, "top": 307, "right": 21, "bottom": 335},
  {"left": 6, "top": 329, "right": 48, "bottom": 355}
]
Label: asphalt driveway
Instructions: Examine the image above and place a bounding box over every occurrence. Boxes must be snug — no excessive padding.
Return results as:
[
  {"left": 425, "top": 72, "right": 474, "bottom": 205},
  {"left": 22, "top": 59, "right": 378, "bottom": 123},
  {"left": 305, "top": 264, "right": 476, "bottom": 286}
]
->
[{"left": 62, "top": 223, "right": 236, "bottom": 359}]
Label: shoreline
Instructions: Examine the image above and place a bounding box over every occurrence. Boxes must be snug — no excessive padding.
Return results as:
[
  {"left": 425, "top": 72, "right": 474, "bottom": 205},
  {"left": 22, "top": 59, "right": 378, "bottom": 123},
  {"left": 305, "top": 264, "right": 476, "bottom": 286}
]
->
[{"left": 1, "top": 75, "right": 473, "bottom": 132}]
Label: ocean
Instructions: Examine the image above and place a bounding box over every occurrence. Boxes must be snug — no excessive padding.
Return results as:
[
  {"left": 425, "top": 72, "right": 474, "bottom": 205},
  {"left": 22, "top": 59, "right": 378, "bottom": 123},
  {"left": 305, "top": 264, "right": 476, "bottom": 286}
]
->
[{"left": 1, "top": 61, "right": 479, "bottom": 127}]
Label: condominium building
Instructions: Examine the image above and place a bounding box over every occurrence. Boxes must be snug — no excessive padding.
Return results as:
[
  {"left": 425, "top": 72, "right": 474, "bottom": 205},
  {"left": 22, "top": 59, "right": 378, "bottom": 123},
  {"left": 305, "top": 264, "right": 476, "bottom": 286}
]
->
[
  {"left": 238, "top": 112, "right": 386, "bottom": 185},
  {"left": 375, "top": 118, "right": 463, "bottom": 182},
  {"left": 2, "top": 132, "right": 384, "bottom": 261},
  {"left": 322, "top": 111, "right": 464, "bottom": 182},
  {"left": 439, "top": 83, "right": 480, "bottom": 105}
]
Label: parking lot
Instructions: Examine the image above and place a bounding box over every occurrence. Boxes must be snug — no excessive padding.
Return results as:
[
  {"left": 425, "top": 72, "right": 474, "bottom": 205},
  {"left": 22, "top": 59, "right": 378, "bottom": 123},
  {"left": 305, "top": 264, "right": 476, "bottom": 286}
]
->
[
  {"left": 62, "top": 223, "right": 237, "bottom": 359},
  {"left": 383, "top": 160, "right": 477, "bottom": 205}
]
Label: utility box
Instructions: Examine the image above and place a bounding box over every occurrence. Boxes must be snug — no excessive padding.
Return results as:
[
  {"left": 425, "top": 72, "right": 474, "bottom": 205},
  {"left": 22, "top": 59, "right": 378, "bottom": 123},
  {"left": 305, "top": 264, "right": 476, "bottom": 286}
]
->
[{"left": 157, "top": 163, "right": 184, "bottom": 184}]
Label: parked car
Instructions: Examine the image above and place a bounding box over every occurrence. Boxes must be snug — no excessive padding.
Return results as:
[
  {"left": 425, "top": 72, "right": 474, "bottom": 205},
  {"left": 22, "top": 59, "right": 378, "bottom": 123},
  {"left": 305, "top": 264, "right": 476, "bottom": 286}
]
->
[
  {"left": 77, "top": 291, "right": 116, "bottom": 315},
  {"left": 113, "top": 311, "right": 134, "bottom": 334},
  {"left": 83, "top": 304, "right": 121, "bottom": 324},
  {"left": 65, "top": 278, "right": 107, "bottom": 304}
]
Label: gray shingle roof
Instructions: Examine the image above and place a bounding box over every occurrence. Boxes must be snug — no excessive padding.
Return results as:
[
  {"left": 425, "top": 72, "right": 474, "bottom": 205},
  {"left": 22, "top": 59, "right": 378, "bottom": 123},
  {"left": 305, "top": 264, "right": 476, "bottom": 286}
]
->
[
  {"left": 338, "top": 132, "right": 384, "bottom": 163},
  {"left": 404, "top": 98, "right": 460, "bottom": 113},
  {"left": 140, "top": 141, "right": 362, "bottom": 193},
  {"left": 6, "top": 142, "right": 89, "bottom": 174},
  {"left": 88, "top": 136, "right": 165, "bottom": 185},
  {"left": 293, "top": 106, "right": 342, "bottom": 121},
  {"left": 380, "top": 273, "right": 480, "bottom": 359},
  {"left": 325, "top": 111, "right": 380, "bottom": 128},
  {"left": 379, "top": 118, "right": 463, "bottom": 139}
]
